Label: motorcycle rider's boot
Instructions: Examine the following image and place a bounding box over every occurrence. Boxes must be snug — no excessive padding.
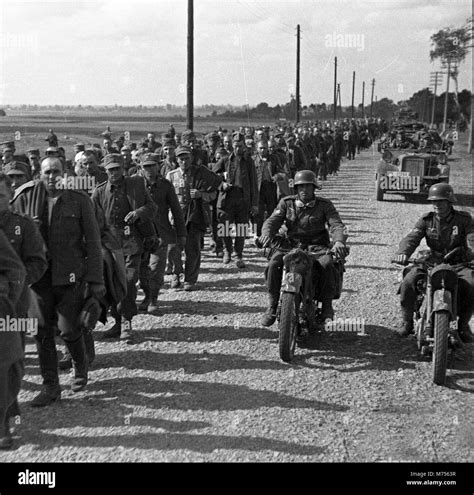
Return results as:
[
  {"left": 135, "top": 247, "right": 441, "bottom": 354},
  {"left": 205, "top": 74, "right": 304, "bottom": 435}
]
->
[
  {"left": 457, "top": 320, "right": 473, "bottom": 344},
  {"left": 396, "top": 307, "right": 414, "bottom": 337},
  {"left": 261, "top": 294, "right": 278, "bottom": 327}
]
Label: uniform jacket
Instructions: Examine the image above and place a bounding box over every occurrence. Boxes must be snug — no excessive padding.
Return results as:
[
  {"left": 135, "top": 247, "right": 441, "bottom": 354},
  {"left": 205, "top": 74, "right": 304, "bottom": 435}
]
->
[
  {"left": 262, "top": 194, "right": 347, "bottom": 247},
  {"left": 213, "top": 152, "right": 258, "bottom": 210},
  {"left": 11, "top": 182, "right": 103, "bottom": 286},
  {"left": 166, "top": 165, "right": 221, "bottom": 232},
  {"left": 0, "top": 229, "right": 26, "bottom": 367},
  {"left": 91, "top": 175, "right": 157, "bottom": 255},
  {"left": 397, "top": 209, "right": 474, "bottom": 258},
  {"left": 285, "top": 146, "right": 307, "bottom": 176},
  {"left": 0, "top": 209, "right": 48, "bottom": 316},
  {"left": 138, "top": 173, "right": 187, "bottom": 244},
  {"left": 253, "top": 154, "right": 284, "bottom": 191}
]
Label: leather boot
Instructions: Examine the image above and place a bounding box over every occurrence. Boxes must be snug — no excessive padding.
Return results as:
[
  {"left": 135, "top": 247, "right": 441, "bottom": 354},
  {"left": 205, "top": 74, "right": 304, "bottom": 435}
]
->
[
  {"left": 35, "top": 334, "right": 60, "bottom": 391},
  {"left": 31, "top": 385, "right": 61, "bottom": 407},
  {"left": 321, "top": 299, "right": 334, "bottom": 321},
  {"left": 84, "top": 329, "right": 95, "bottom": 365},
  {"left": 138, "top": 289, "right": 150, "bottom": 311},
  {"left": 261, "top": 293, "right": 279, "bottom": 327},
  {"left": 65, "top": 336, "right": 88, "bottom": 392},
  {"left": 0, "top": 419, "right": 13, "bottom": 449},
  {"left": 58, "top": 348, "right": 72, "bottom": 370},
  {"left": 120, "top": 319, "right": 134, "bottom": 344},
  {"left": 396, "top": 306, "right": 414, "bottom": 337},
  {"left": 101, "top": 320, "right": 121, "bottom": 339},
  {"left": 147, "top": 288, "right": 163, "bottom": 316}
]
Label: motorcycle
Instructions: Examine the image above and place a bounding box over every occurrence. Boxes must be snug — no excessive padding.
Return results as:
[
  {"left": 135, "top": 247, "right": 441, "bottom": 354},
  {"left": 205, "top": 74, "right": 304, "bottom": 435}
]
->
[
  {"left": 393, "top": 246, "right": 472, "bottom": 385},
  {"left": 257, "top": 234, "right": 348, "bottom": 363}
]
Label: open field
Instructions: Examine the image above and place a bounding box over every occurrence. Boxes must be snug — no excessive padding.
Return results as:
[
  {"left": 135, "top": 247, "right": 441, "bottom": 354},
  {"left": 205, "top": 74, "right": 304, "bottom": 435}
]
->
[{"left": 0, "top": 112, "right": 275, "bottom": 157}]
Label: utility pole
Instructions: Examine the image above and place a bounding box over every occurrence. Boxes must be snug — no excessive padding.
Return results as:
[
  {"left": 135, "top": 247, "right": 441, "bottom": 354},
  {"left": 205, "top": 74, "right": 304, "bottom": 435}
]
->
[
  {"left": 442, "top": 59, "right": 451, "bottom": 132},
  {"left": 362, "top": 80, "right": 365, "bottom": 118},
  {"left": 186, "top": 0, "right": 193, "bottom": 130},
  {"left": 333, "top": 56, "right": 337, "bottom": 121},
  {"left": 430, "top": 71, "right": 443, "bottom": 128},
  {"left": 351, "top": 71, "right": 355, "bottom": 119},
  {"left": 296, "top": 24, "right": 300, "bottom": 124},
  {"left": 337, "top": 83, "right": 342, "bottom": 113},
  {"left": 370, "top": 78, "right": 375, "bottom": 118}
]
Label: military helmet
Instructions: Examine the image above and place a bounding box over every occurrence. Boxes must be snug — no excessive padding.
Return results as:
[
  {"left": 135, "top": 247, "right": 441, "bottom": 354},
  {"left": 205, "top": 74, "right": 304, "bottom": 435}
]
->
[
  {"left": 427, "top": 183, "right": 456, "bottom": 203},
  {"left": 293, "top": 170, "right": 318, "bottom": 187}
]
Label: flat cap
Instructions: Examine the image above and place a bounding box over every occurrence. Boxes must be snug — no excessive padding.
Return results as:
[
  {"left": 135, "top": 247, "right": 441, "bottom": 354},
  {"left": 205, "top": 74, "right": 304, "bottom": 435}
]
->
[
  {"left": 205, "top": 131, "right": 220, "bottom": 141},
  {"left": 181, "top": 130, "right": 195, "bottom": 141},
  {"left": 232, "top": 132, "right": 243, "bottom": 142},
  {"left": 4, "top": 161, "right": 29, "bottom": 177},
  {"left": 26, "top": 148, "right": 40, "bottom": 156},
  {"left": 141, "top": 153, "right": 161, "bottom": 166},
  {"left": 2, "top": 145, "right": 15, "bottom": 153},
  {"left": 175, "top": 145, "right": 192, "bottom": 157},
  {"left": 103, "top": 153, "right": 123, "bottom": 169},
  {"left": 162, "top": 138, "right": 176, "bottom": 148}
]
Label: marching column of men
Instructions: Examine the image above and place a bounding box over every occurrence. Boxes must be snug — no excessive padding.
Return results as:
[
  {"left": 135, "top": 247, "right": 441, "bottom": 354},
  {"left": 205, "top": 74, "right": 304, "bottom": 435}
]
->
[{"left": 0, "top": 118, "right": 374, "bottom": 447}]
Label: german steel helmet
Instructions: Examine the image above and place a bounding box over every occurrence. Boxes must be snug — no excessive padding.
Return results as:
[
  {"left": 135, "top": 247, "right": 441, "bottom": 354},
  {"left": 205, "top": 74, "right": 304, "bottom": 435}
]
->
[
  {"left": 293, "top": 170, "right": 318, "bottom": 187},
  {"left": 427, "top": 183, "right": 456, "bottom": 203}
]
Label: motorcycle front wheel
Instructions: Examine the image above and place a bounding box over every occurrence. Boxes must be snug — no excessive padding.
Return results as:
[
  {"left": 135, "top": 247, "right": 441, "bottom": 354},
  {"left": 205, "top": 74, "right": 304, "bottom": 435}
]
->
[
  {"left": 279, "top": 292, "right": 299, "bottom": 362},
  {"left": 432, "top": 310, "right": 449, "bottom": 385}
]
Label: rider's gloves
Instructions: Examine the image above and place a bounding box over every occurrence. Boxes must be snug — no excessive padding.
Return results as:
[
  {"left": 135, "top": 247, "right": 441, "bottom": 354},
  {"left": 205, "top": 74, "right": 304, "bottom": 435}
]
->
[{"left": 394, "top": 254, "right": 408, "bottom": 265}]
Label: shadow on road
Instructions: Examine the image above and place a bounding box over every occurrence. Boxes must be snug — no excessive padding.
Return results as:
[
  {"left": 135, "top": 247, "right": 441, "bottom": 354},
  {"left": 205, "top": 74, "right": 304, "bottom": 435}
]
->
[{"left": 294, "top": 324, "right": 419, "bottom": 373}]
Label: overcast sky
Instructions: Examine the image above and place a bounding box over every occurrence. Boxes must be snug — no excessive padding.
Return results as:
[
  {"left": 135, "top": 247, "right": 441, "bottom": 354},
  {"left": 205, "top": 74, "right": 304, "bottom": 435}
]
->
[{"left": 0, "top": 0, "right": 471, "bottom": 107}]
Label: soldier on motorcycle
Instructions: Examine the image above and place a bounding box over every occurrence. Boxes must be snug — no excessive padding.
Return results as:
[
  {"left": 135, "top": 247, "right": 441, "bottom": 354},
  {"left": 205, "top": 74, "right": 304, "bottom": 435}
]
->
[
  {"left": 394, "top": 183, "right": 474, "bottom": 342},
  {"left": 258, "top": 170, "right": 348, "bottom": 327}
]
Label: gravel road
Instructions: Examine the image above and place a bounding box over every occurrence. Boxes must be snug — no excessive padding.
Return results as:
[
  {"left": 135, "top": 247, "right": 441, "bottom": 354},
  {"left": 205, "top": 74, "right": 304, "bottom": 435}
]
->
[{"left": 1, "top": 143, "right": 473, "bottom": 463}]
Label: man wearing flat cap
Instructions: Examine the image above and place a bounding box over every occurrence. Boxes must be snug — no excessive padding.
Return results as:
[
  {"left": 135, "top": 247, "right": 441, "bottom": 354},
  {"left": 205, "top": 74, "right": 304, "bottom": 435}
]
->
[
  {"left": 135, "top": 154, "right": 186, "bottom": 312},
  {"left": 181, "top": 130, "right": 208, "bottom": 168},
  {"left": 213, "top": 134, "right": 259, "bottom": 268},
  {"left": 1, "top": 146, "right": 15, "bottom": 168},
  {"left": 145, "top": 133, "right": 161, "bottom": 154},
  {"left": 166, "top": 145, "right": 221, "bottom": 290},
  {"left": 26, "top": 149, "right": 41, "bottom": 180},
  {"left": 4, "top": 162, "right": 31, "bottom": 192},
  {"left": 11, "top": 157, "right": 104, "bottom": 406},
  {"left": 284, "top": 132, "right": 307, "bottom": 178},
  {"left": 92, "top": 153, "right": 157, "bottom": 342}
]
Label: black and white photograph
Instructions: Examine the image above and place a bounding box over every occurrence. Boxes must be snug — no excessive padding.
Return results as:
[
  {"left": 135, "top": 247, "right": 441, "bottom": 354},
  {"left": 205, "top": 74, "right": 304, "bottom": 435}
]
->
[{"left": 0, "top": 0, "right": 472, "bottom": 484}]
